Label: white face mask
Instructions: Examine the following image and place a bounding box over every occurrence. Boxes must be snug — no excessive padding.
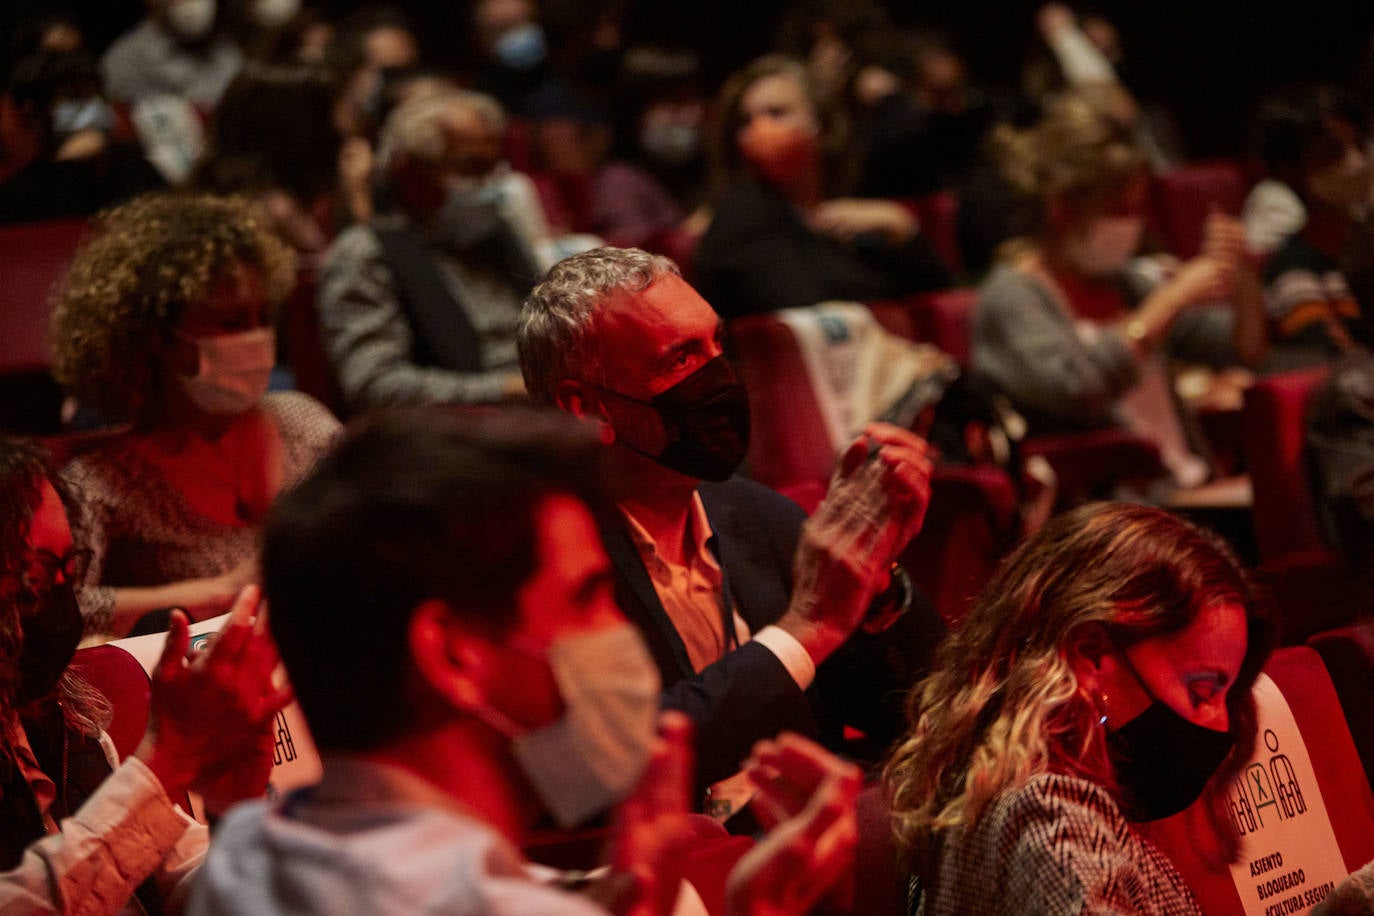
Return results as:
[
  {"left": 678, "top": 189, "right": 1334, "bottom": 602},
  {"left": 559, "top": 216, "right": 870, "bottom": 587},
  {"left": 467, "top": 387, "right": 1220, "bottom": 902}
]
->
[
  {"left": 473, "top": 623, "right": 661, "bottom": 828},
  {"left": 250, "top": 0, "right": 300, "bottom": 29},
  {"left": 1063, "top": 215, "right": 1145, "bottom": 277},
  {"left": 165, "top": 0, "right": 218, "bottom": 42},
  {"left": 176, "top": 327, "right": 275, "bottom": 415},
  {"left": 432, "top": 179, "right": 506, "bottom": 251}
]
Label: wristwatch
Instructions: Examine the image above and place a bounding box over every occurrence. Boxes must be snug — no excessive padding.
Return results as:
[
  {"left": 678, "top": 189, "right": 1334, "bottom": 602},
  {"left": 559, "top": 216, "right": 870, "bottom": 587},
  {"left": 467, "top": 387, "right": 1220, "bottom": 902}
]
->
[{"left": 861, "top": 562, "right": 913, "bottom": 634}]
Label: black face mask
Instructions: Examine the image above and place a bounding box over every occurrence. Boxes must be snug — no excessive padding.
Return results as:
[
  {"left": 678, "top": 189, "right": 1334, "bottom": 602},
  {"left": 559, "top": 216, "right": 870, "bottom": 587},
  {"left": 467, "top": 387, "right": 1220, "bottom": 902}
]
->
[
  {"left": 595, "top": 355, "right": 751, "bottom": 482},
  {"left": 1107, "top": 651, "right": 1236, "bottom": 822},
  {"left": 18, "top": 582, "right": 84, "bottom": 704}
]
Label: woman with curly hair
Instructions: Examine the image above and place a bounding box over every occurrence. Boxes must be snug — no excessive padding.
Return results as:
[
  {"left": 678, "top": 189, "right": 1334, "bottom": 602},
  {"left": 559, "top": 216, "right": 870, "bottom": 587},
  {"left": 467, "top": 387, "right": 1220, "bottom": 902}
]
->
[
  {"left": 50, "top": 193, "right": 340, "bottom": 640},
  {"left": 884, "top": 502, "right": 1274, "bottom": 914}
]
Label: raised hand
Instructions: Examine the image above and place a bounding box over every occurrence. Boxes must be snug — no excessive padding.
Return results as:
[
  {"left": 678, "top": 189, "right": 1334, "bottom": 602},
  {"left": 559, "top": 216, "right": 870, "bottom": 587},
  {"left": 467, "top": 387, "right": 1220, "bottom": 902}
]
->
[
  {"left": 133, "top": 585, "right": 292, "bottom": 803},
  {"left": 780, "top": 423, "right": 934, "bottom": 664},
  {"left": 727, "top": 732, "right": 862, "bottom": 916},
  {"left": 604, "top": 712, "right": 697, "bottom": 916}
]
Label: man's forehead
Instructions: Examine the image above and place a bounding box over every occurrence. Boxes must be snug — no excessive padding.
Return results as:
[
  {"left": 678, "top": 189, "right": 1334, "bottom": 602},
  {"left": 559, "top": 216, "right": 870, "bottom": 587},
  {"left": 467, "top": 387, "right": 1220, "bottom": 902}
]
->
[{"left": 596, "top": 274, "right": 718, "bottom": 337}]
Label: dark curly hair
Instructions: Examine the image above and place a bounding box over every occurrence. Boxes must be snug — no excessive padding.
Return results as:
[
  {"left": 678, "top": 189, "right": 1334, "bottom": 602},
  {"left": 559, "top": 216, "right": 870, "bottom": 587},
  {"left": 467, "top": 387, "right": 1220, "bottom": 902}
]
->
[
  {"left": 0, "top": 436, "right": 109, "bottom": 767},
  {"left": 49, "top": 193, "right": 295, "bottom": 424}
]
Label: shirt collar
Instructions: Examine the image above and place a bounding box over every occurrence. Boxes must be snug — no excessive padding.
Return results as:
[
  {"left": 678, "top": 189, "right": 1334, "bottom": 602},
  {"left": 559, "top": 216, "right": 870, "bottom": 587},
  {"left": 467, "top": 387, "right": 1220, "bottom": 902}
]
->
[{"left": 618, "top": 492, "right": 719, "bottom": 572}]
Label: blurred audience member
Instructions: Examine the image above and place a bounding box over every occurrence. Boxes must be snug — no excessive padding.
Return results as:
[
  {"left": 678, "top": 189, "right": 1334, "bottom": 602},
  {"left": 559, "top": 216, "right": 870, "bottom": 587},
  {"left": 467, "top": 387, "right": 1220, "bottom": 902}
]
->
[
  {"left": 50, "top": 194, "right": 340, "bottom": 640},
  {"left": 519, "top": 247, "right": 945, "bottom": 796},
  {"left": 1244, "top": 90, "right": 1312, "bottom": 258},
  {"left": 694, "top": 56, "right": 949, "bottom": 318},
  {"left": 324, "top": 5, "right": 422, "bottom": 223},
  {"left": 0, "top": 49, "right": 162, "bottom": 223},
  {"left": 1028, "top": 4, "right": 1181, "bottom": 172},
  {"left": 855, "top": 30, "right": 998, "bottom": 199},
  {"left": 191, "top": 407, "right": 861, "bottom": 916},
  {"left": 972, "top": 93, "right": 1267, "bottom": 488},
  {"left": 1258, "top": 85, "right": 1374, "bottom": 369},
  {"left": 0, "top": 436, "right": 289, "bottom": 913},
  {"left": 886, "top": 502, "right": 1274, "bottom": 913},
  {"left": 1306, "top": 351, "right": 1374, "bottom": 590},
  {"left": 319, "top": 89, "right": 537, "bottom": 410},
  {"left": 194, "top": 61, "right": 342, "bottom": 260},
  {"left": 471, "top": 0, "right": 550, "bottom": 111},
  {"left": 774, "top": 0, "right": 891, "bottom": 108},
  {"left": 232, "top": 0, "right": 332, "bottom": 64},
  {"left": 525, "top": 81, "right": 684, "bottom": 250},
  {"left": 101, "top": 0, "right": 244, "bottom": 107},
  {"left": 614, "top": 46, "right": 709, "bottom": 214}
]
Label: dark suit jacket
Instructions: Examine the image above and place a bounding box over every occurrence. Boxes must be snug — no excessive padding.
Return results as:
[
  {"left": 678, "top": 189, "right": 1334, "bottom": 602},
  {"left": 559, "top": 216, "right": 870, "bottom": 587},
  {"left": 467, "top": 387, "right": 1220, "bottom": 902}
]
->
[{"left": 601, "top": 476, "right": 946, "bottom": 787}]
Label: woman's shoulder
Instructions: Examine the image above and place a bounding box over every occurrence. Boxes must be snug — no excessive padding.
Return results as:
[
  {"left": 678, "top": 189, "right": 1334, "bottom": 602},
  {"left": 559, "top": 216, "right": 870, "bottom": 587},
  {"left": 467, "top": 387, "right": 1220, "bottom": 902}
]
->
[
  {"left": 978, "top": 261, "right": 1047, "bottom": 305},
  {"left": 60, "top": 431, "right": 143, "bottom": 497},
  {"left": 701, "top": 181, "right": 793, "bottom": 236},
  {"left": 991, "top": 772, "right": 1126, "bottom": 827},
  {"left": 262, "top": 391, "right": 342, "bottom": 441}
]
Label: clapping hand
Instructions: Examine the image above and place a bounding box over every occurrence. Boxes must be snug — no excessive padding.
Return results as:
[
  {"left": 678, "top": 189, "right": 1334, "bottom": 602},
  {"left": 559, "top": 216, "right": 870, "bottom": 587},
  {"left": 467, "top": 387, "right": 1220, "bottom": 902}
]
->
[
  {"left": 727, "top": 733, "right": 863, "bottom": 916},
  {"left": 133, "top": 585, "right": 292, "bottom": 806}
]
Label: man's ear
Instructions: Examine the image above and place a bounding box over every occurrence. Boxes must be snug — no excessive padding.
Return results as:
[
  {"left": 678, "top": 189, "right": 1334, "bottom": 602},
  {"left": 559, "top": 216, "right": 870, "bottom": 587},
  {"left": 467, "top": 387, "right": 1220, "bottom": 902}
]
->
[
  {"left": 408, "top": 599, "right": 489, "bottom": 711},
  {"left": 554, "top": 379, "right": 613, "bottom": 439}
]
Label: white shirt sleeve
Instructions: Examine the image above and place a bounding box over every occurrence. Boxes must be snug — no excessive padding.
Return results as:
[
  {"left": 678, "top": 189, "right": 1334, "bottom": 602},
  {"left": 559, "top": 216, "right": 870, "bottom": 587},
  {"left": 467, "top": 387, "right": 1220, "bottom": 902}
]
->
[
  {"left": 1046, "top": 22, "right": 1119, "bottom": 86},
  {"left": 750, "top": 624, "right": 817, "bottom": 690},
  {"left": 0, "top": 754, "right": 204, "bottom": 916}
]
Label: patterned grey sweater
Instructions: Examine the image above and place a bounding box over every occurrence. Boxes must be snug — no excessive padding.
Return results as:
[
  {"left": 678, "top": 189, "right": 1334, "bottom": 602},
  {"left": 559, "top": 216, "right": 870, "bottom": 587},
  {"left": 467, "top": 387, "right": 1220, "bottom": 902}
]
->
[{"left": 914, "top": 773, "right": 1202, "bottom": 915}]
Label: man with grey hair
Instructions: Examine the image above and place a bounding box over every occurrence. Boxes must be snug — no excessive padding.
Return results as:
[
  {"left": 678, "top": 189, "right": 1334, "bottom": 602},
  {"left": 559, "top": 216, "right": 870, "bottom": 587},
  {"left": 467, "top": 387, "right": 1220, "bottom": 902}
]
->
[
  {"left": 318, "top": 87, "right": 537, "bottom": 411},
  {"left": 518, "top": 246, "right": 947, "bottom": 814}
]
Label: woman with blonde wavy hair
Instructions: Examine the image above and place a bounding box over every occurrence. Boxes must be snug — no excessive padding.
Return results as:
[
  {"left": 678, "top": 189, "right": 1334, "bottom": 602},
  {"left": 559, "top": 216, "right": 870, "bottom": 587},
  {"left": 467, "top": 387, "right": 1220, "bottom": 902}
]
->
[{"left": 885, "top": 502, "right": 1274, "bottom": 914}]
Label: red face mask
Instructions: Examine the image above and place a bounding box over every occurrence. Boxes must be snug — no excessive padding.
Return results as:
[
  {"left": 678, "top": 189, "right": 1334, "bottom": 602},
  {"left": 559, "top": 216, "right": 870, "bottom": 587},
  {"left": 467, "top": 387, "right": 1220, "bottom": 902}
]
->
[{"left": 739, "top": 117, "right": 818, "bottom": 189}]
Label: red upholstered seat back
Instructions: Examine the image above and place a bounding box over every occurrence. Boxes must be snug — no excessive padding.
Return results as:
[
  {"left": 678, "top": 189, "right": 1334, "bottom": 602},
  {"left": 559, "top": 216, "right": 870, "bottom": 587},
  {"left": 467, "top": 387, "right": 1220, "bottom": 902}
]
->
[
  {"left": 1242, "top": 366, "right": 1333, "bottom": 564},
  {"left": 729, "top": 314, "right": 837, "bottom": 490},
  {"left": 908, "top": 288, "right": 978, "bottom": 368},
  {"left": 69, "top": 644, "right": 151, "bottom": 761},
  {"left": 728, "top": 309, "right": 1017, "bottom": 624},
  {"left": 1153, "top": 160, "right": 1248, "bottom": 259},
  {"left": 0, "top": 218, "right": 89, "bottom": 374},
  {"left": 909, "top": 191, "right": 962, "bottom": 278},
  {"left": 283, "top": 267, "right": 346, "bottom": 418}
]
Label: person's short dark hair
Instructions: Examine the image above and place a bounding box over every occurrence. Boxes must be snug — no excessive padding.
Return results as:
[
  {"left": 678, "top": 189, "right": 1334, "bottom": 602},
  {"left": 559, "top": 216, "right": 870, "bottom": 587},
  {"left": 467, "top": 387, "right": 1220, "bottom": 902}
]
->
[
  {"left": 324, "top": 5, "right": 422, "bottom": 78},
  {"left": 262, "top": 406, "right": 607, "bottom": 754},
  {"left": 195, "top": 61, "right": 343, "bottom": 204},
  {"left": 1252, "top": 84, "right": 1369, "bottom": 187},
  {"left": 6, "top": 49, "right": 100, "bottom": 114}
]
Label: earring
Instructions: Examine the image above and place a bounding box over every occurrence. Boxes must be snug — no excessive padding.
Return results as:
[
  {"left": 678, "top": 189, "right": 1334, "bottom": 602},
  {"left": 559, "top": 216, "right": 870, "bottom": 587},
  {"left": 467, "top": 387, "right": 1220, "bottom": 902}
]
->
[{"left": 1098, "top": 692, "right": 1110, "bottom": 728}]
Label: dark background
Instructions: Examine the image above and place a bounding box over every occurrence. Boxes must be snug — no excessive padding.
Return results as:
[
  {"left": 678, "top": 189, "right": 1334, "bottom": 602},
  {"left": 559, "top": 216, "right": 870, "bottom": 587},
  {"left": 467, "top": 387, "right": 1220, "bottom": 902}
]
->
[{"left": 10, "top": 0, "right": 1374, "bottom": 159}]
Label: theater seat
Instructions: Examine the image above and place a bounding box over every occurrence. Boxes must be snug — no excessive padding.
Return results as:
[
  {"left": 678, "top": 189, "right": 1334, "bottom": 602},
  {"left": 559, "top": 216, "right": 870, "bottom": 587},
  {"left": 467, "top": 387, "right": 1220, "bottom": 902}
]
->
[
  {"left": 282, "top": 267, "right": 345, "bottom": 418},
  {"left": 0, "top": 218, "right": 89, "bottom": 375},
  {"left": 1244, "top": 367, "right": 1333, "bottom": 563},
  {"left": 1307, "top": 623, "right": 1374, "bottom": 791},
  {"left": 0, "top": 218, "right": 90, "bottom": 433},
  {"left": 1141, "top": 646, "right": 1374, "bottom": 915},
  {"left": 1242, "top": 366, "right": 1358, "bottom": 643},
  {"left": 872, "top": 289, "right": 1165, "bottom": 509},
  {"left": 69, "top": 644, "right": 151, "bottom": 761},
  {"left": 907, "top": 191, "right": 963, "bottom": 278},
  {"left": 728, "top": 308, "right": 1017, "bottom": 625},
  {"left": 1153, "top": 160, "right": 1248, "bottom": 260}
]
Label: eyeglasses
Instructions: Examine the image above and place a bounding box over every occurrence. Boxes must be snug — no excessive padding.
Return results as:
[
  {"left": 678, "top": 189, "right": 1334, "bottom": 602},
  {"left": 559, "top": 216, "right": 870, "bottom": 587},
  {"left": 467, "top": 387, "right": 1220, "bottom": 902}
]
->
[{"left": 21, "top": 547, "right": 92, "bottom": 598}]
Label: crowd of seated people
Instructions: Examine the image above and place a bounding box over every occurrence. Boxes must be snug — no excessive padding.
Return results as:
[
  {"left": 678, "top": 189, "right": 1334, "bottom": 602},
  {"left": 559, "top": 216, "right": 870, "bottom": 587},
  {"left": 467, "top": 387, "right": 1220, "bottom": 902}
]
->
[{"left": 5, "top": 0, "right": 1374, "bottom": 913}]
